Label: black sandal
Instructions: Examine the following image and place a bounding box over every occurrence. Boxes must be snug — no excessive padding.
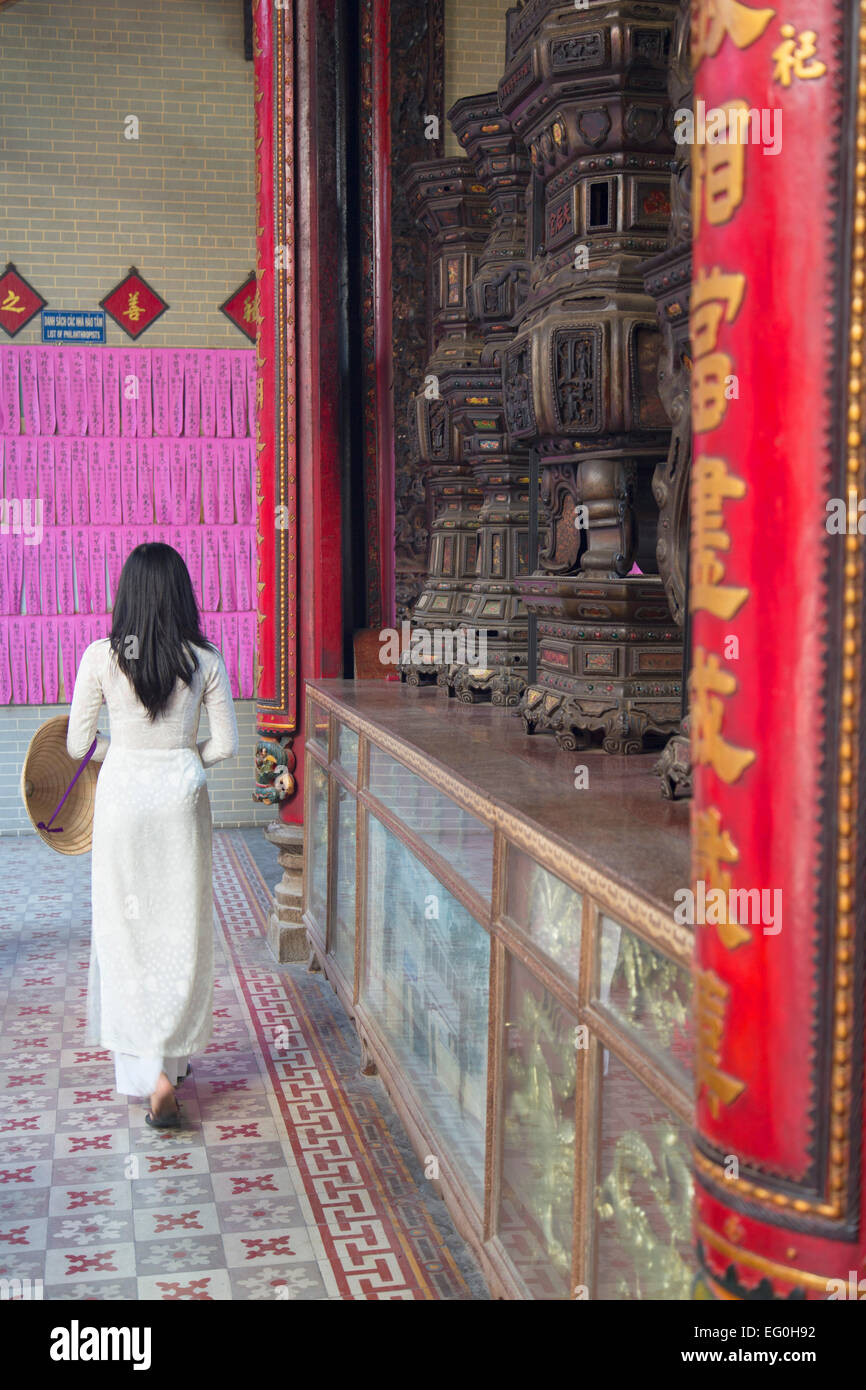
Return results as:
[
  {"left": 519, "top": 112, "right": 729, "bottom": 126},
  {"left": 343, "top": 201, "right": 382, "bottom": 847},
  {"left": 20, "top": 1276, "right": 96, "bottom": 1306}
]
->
[
  {"left": 145, "top": 1098, "right": 182, "bottom": 1129},
  {"left": 176, "top": 1064, "right": 192, "bottom": 1087}
]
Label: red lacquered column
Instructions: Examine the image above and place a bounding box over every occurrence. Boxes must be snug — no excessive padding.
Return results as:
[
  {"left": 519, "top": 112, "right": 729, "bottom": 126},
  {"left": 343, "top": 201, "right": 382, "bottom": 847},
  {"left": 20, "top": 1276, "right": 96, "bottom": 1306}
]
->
[{"left": 690, "top": 0, "right": 866, "bottom": 1298}]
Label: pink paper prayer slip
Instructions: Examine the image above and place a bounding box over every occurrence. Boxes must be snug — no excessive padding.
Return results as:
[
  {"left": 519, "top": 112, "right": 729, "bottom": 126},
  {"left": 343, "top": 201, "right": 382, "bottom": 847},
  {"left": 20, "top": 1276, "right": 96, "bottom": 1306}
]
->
[
  {"left": 21, "top": 347, "right": 41, "bottom": 436},
  {"left": 104, "top": 440, "right": 123, "bottom": 525},
  {"left": 121, "top": 440, "right": 138, "bottom": 524},
  {"left": 106, "top": 528, "right": 124, "bottom": 601},
  {"left": 6, "top": 532, "right": 24, "bottom": 617},
  {"left": 70, "top": 348, "right": 88, "bottom": 436},
  {"left": 0, "top": 511, "right": 9, "bottom": 614},
  {"left": 1, "top": 348, "right": 20, "bottom": 436},
  {"left": 170, "top": 441, "right": 187, "bottom": 525},
  {"left": 23, "top": 526, "right": 41, "bottom": 618},
  {"left": 171, "top": 526, "right": 188, "bottom": 571},
  {"left": 184, "top": 351, "right": 201, "bottom": 436},
  {"left": 37, "top": 348, "right": 56, "bottom": 435},
  {"left": 187, "top": 529, "right": 203, "bottom": 607},
  {"left": 41, "top": 528, "right": 57, "bottom": 615},
  {"left": 218, "top": 527, "right": 237, "bottom": 612},
  {"left": 73, "top": 527, "right": 92, "bottom": 613},
  {"left": 233, "top": 439, "right": 253, "bottom": 523},
  {"left": 88, "top": 440, "right": 106, "bottom": 523},
  {"left": 25, "top": 617, "right": 43, "bottom": 703},
  {"left": 218, "top": 441, "right": 235, "bottom": 523},
  {"left": 19, "top": 437, "right": 38, "bottom": 506},
  {"left": 202, "top": 526, "right": 220, "bottom": 613},
  {"left": 4, "top": 433, "right": 20, "bottom": 502},
  {"left": 71, "top": 440, "right": 89, "bottom": 524},
  {"left": 9, "top": 617, "right": 26, "bottom": 704},
  {"left": 37, "top": 440, "right": 55, "bottom": 527},
  {"left": 238, "top": 611, "right": 256, "bottom": 699},
  {"left": 215, "top": 352, "right": 233, "bottom": 438},
  {"left": 221, "top": 611, "right": 239, "bottom": 696},
  {"left": 90, "top": 527, "right": 107, "bottom": 614},
  {"left": 168, "top": 350, "right": 184, "bottom": 437},
  {"left": 103, "top": 350, "right": 121, "bottom": 438},
  {"left": 54, "top": 348, "right": 73, "bottom": 437},
  {"left": 136, "top": 349, "right": 153, "bottom": 438},
  {"left": 231, "top": 352, "right": 248, "bottom": 437},
  {"left": 186, "top": 440, "right": 202, "bottom": 523},
  {"left": 152, "top": 349, "right": 169, "bottom": 437},
  {"left": 43, "top": 616, "right": 59, "bottom": 703},
  {"left": 203, "top": 612, "right": 221, "bottom": 650},
  {"left": 200, "top": 351, "right": 216, "bottom": 437},
  {"left": 153, "top": 440, "right": 172, "bottom": 525},
  {"left": 58, "top": 615, "right": 76, "bottom": 702},
  {"left": 120, "top": 350, "right": 139, "bottom": 438},
  {"left": 246, "top": 352, "right": 256, "bottom": 438},
  {"left": 74, "top": 613, "right": 92, "bottom": 676},
  {"left": 234, "top": 526, "right": 252, "bottom": 611},
  {"left": 0, "top": 618, "right": 12, "bottom": 703},
  {"left": 56, "top": 528, "right": 75, "bottom": 615},
  {"left": 86, "top": 348, "right": 104, "bottom": 437},
  {"left": 201, "top": 441, "right": 219, "bottom": 524},
  {"left": 136, "top": 440, "right": 154, "bottom": 524},
  {"left": 123, "top": 527, "right": 139, "bottom": 570},
  {"left": 54, "top": 440, "right": 73, "bottom": 525}
]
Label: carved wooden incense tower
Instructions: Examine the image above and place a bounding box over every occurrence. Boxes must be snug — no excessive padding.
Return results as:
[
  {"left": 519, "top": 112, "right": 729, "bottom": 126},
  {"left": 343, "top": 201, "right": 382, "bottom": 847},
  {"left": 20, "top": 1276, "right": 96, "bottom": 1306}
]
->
[
  {"left": 401, "top": 160, "right": 490, "bottom": 681},
  {"left": 499, "top": 0, "right": 683, "bottom": 752}
]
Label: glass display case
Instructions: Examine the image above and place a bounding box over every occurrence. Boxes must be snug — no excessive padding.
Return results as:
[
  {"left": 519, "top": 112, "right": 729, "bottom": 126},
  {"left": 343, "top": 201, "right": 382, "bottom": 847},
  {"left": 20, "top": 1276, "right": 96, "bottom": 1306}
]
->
[{"left": 303, "top": 680, "right": 694, "bottom": 1300}]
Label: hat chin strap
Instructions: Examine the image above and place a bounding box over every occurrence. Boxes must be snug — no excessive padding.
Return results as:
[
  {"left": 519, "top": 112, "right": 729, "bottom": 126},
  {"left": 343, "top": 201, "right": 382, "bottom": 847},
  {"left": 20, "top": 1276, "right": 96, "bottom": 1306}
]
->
[{"left": 37, "top": 738, "right": 98, "bottom": 834}]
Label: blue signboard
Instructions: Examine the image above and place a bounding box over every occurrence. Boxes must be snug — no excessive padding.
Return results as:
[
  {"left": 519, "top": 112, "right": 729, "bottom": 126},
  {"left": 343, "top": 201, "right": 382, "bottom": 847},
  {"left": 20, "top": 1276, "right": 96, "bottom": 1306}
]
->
[{"left": 41, "top": 310, "right": 106, "bottom": 343}]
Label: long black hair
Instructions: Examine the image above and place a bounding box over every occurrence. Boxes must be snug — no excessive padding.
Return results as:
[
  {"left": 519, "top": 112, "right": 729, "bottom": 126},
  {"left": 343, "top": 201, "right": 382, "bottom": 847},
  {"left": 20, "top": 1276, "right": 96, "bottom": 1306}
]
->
[{"left": 109, "top": 543, "right": 216, "bottom": 720}]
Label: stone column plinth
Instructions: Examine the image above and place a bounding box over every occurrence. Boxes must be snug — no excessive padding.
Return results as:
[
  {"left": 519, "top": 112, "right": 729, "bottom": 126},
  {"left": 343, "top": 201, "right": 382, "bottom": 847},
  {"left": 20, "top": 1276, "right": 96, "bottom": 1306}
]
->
[{"left": 263, "top": 820, "right": 306, "bottom": 962}]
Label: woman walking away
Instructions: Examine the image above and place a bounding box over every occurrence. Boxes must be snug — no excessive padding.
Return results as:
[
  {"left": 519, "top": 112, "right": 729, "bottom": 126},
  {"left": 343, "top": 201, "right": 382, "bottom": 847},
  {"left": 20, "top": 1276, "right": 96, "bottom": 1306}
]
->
[{"left": 66, "top": 543, "right": 239, "bottom": 1128}]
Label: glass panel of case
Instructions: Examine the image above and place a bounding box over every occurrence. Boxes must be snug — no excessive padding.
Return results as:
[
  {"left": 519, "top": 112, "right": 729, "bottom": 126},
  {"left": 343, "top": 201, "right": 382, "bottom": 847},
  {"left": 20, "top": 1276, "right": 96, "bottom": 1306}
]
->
[
  {"left": 334, "top": 721, "right": 359, "bottom": 780},
  {"left": 307, "top": 760, "right": 329, "bottom": 933},
  {"left": 504, "top": 848, "right": 583, "bottom": 981},
  {"left": 498, "top": 955, "right": 577, "bottom": 1299},
  {"left": 596, "top": 916, "right": 692, "bottom": 1090},
  {"left": 308, "top": 700, "right": 329, "bottom": 752},
  {"left": 367, "top": 746, "right": 494, "bottom": 901},
  {"left": 363, "top": 815, "right": 490, "bottom": 1205},
  {"left": 593, "top": 1047, "right": 694, "bottom": 1300},
  {"left": 329, "top": 780, "right": 356, "bottom": 979}
]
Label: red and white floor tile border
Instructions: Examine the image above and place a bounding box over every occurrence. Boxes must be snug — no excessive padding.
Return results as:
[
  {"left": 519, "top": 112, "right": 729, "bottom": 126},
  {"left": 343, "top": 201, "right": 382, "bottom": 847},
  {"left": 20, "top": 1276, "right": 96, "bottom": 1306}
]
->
[{"left": 0, "top": 830, "right": 486, "bottom": 1301}]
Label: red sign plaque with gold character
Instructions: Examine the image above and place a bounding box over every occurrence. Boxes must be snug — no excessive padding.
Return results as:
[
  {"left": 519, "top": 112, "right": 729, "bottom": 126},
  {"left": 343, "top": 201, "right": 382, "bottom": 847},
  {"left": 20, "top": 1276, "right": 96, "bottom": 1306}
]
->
[
  {"left": 100, "top": 267, "right": 169, "bottom": 340},
  {"left": 691, "top": 0, "right": 866, "bottom": 1298},
  {"left": 0, "top": 262, "right": 47, "bottom": 337}
]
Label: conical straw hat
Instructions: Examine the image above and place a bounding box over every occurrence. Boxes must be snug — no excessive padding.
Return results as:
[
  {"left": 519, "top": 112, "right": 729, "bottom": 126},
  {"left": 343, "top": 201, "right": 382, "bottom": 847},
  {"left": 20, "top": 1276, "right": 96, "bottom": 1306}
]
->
[{"left": 20, "top": 716, "right": 101, "bottom": 855}]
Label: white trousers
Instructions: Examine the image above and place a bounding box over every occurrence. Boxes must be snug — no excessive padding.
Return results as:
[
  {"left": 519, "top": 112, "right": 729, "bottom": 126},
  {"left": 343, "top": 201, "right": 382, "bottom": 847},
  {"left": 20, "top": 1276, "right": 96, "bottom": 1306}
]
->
[{"left": 113, "top": 1052, "right": 190, "bottom": 1097}]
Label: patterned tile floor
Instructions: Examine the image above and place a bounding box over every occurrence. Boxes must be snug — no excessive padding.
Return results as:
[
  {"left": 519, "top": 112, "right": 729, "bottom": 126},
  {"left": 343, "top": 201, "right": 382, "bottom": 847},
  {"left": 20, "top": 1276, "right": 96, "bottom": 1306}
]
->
[{"left": 0, "top": 827, "right": 489, "bottom": 1300}]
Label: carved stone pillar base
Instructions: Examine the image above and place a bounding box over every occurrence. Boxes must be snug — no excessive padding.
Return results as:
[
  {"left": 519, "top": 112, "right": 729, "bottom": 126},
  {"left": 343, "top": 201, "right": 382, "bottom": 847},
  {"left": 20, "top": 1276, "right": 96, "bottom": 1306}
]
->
[{"left": 263, "top": 821, "right": 307, "bottom": 963}]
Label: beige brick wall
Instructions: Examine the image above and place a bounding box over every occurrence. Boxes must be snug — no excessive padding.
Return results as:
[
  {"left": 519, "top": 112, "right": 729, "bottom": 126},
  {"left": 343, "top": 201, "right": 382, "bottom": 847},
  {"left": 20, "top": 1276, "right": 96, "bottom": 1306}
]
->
[
  {"left": 0, "top": 701, "right": 274, "bottom": 831},
  {"left": 0, "top": 0, "right": 255, "bottom": 348},
  {"left": 444, "top": 0, "right": 513, "bottom": 156}
]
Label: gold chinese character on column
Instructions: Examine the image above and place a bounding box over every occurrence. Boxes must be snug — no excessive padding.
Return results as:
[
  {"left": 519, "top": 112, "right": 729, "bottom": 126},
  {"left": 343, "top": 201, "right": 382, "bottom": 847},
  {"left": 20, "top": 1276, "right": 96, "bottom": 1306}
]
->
[
  {"left": 690, "top": 647, "right": 756, "bottom": 783},
  {"left": 691, "top": 102, "right": 748, "bottom": 235},
  {"left": 694, "top": 806, "right": 751, "bottom": 949},
  {"left": 695, "top": 966, "right": 746, "bottom": 1117},
  {"left": 771, "top": 25, "right": 826, "bottom": 88},
  {"left": 690, "top": 267, "right": 746, "bottom": 435},
  {"left": 691, "top": 0, "right": 776, "bottom": 69},
  {"left": 690, "top": 454, "right": 749, "bottom": 619}
]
